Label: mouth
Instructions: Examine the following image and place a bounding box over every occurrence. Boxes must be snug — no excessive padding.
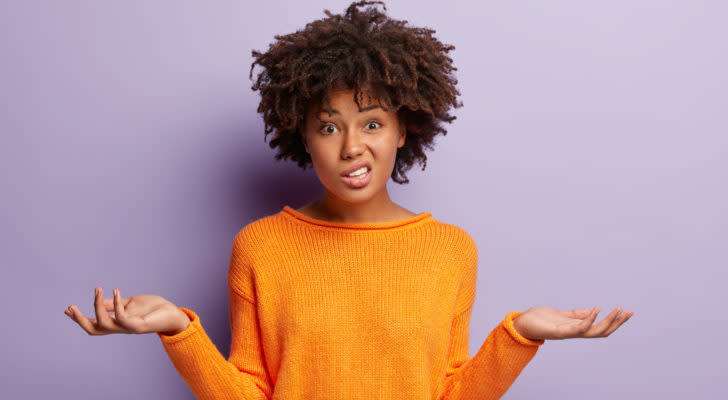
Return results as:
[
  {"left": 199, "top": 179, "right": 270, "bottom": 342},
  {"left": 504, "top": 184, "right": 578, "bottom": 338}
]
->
[
  {"left": 340, "top": 166, "right": 372, "bottom": 188},
  {"left": 341, "top": 161, "right": 372, "bottom": 177}
]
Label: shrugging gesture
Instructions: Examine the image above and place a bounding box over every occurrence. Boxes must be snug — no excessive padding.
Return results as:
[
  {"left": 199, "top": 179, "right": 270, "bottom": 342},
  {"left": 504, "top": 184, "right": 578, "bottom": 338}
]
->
[
  {"left": 513, "top": 305, "right": 634, "bottom": 341},
  {"left": 64, "top": 287, "right": 190, "bottom": 336}
]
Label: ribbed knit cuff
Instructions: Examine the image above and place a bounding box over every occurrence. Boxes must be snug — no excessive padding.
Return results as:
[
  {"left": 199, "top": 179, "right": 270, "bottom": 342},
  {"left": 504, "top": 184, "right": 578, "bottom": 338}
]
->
[
  {"left": 503, "top": 311, "right": 546, "bottom": 346},
  {"left": 157, "top": 307, "right": 200, "bottom": 344}
]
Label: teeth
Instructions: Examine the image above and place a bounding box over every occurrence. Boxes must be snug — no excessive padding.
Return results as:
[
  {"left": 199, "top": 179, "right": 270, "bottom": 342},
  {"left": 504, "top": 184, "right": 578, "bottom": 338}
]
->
[{"left": 348, "top": 167, "right": 368, "bottom": 177}]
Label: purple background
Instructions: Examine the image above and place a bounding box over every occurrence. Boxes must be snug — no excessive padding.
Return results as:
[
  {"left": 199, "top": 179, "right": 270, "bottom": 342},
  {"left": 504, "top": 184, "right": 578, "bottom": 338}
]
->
[{"left": 2, "top": 0, "right": 726, "bottom": 398}]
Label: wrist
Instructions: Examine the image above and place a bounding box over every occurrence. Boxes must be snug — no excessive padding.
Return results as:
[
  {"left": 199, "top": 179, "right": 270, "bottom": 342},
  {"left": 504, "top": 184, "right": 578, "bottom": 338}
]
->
[
  {"left": 512, "top": 313, "right": 532, "bottom": 339},
  {"left": 512, "top": 314, "right": 523, "bottom": 335},
  {"left": 161, "top": 310, "right": 191, "bottom": 336}
]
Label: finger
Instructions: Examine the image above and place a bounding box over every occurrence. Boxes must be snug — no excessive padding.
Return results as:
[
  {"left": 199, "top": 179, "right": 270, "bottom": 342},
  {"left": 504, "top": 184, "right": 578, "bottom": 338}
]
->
[
  {"left": 558, "top": 306, "right": 600, "bottom": 338},
  {"left": 602, "top": 309, "right": 634, "bottom": 336},
  {"left": 67, "top": 305, "right": 105, "bottom": 335},
  {"left": 562, "top": 307, "right": 592, "bottom": 319},
  {"left": 578, "top": 306, "right": 600, "bottom": 334},
  {"left": 103, "top": 296, "right": 131, "bottom": 309},
  {"left": 588, "top": 307, "right": 623, "bottom": 337},
  {"left": 113, "top": 288, "right": 134, "bottom": 332},
  {"left": 94, "top": 287, "right": 121, "bottom": 332}
]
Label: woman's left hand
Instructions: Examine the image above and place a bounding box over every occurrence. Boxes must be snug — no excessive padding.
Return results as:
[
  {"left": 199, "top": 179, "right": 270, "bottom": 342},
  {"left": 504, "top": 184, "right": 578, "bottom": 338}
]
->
[{"left": 512, "top": 306, "right": 634, "bottom": 341}]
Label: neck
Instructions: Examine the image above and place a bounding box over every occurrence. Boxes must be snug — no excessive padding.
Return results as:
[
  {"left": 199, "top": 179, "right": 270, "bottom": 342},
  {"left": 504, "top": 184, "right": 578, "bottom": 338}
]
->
[{"left": 313, "top": 190, "right": 403, "bottom": 224}]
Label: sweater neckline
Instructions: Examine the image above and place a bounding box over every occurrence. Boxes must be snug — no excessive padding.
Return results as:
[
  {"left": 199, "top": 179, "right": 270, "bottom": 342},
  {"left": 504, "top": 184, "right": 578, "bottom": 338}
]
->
[{"left": 281, "top": 205, "right": 433, "bottom": 231}]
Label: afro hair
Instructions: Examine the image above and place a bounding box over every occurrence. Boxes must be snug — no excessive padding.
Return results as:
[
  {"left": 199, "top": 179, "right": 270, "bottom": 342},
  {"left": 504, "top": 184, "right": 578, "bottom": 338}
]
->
[{"left": 249, "top": 0, "right": 462, "bottom": 184}]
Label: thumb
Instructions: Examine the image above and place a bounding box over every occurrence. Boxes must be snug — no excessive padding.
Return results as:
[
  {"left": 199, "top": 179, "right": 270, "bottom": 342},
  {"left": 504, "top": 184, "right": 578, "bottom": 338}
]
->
[{"left": 568, "top": 308, "right": 593, "bottom": 318}]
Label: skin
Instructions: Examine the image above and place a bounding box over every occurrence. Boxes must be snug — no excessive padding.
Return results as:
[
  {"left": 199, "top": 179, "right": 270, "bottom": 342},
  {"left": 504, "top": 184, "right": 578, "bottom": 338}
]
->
[
  {"left": 297, "top": 86, "right": 415, "bottom": 223},
  {"left": 64, "top": 86, "right": 634, "bottom": 339},
  {"left": 64, "top": 287, "right": 190, "bottom": 336},
  {"left": 513, "top": 306, "right": 633, "bottom": 341}
]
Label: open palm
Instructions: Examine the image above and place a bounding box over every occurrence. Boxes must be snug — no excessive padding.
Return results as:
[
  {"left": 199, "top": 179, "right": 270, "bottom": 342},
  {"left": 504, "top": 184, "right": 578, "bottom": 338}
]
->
[
  {"left": 64, "top": 287, "right": 189, "bottom": 336},
  {"left": 513, "top": 306, "right": 634, "bottom": 341}
]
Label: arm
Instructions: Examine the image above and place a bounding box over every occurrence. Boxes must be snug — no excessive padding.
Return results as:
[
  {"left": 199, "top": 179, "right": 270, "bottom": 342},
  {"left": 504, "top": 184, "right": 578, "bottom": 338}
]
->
[
  {"left": 157, "top": 287, "right": 273, "bottom": 400},
  {"left": 157, "top": 229, "right": 273, "bottom": 400},
  {"left": 440, "top": 309, "right": 544, "bottom": 400},
  {"left": 439, "top": 233, "right": 544, "bottom": 400}
]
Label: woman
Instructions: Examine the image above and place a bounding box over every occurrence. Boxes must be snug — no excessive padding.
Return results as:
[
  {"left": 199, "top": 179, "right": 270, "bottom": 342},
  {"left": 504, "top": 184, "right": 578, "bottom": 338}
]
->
[{"left": 64, "top": 2, "right": 633, "bottom": 399}]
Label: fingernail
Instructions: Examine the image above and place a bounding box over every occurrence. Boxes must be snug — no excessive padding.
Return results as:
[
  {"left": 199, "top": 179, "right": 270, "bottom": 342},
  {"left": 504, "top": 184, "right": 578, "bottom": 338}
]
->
[{"left": 95, "top": 288, "right": 99, "bottom": 296}]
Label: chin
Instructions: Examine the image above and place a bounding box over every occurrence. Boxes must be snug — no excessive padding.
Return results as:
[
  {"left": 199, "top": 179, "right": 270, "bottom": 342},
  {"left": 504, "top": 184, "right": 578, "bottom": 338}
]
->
[{"left": 326, "top": 180, "right": 381, "bottom": 204}]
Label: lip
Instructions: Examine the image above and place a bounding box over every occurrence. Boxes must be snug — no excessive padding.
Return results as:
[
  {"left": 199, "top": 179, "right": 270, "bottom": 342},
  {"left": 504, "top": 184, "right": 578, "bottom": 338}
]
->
[
  {"left": 340, "top": 161, "right": 372, "bottom": 177},
  {"left": 340, "top": 167, "right": 372, "bottom": 188}
]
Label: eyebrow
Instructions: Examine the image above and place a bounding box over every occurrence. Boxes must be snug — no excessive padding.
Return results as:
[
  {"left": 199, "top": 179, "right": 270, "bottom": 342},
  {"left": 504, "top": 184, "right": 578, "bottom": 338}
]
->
[{"left": 316, "top": 105, "right": 381, "bottom": 116}]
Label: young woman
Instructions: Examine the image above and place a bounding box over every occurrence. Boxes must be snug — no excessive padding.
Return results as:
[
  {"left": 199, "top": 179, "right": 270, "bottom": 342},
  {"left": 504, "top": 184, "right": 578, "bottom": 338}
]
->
[{"left": 64, "top": 2, "right": 633, "bottom": 399}]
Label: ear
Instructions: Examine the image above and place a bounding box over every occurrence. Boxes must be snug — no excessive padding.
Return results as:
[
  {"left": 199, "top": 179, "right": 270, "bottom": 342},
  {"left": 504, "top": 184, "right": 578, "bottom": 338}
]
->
[{"left": 397, "top": 120, "right": 406, "bottom": 148}]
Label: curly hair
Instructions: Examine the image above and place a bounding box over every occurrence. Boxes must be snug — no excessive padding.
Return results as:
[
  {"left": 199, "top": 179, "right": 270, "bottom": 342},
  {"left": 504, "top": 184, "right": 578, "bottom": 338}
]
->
[{"left": 248, "top": 0, "right": 462, "bottom": 184}]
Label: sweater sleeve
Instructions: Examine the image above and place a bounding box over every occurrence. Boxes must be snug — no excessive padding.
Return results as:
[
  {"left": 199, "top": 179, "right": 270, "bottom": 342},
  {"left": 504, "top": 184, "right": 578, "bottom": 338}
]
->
[
  {"left": 156, "top": 288, "right": 273, "bottom": 400},
  {"left": 156, "top": 229, "right": 273, "bottom": 400},
  {"left": 439, "top": 234, "right": 545, "bottom": 400}
]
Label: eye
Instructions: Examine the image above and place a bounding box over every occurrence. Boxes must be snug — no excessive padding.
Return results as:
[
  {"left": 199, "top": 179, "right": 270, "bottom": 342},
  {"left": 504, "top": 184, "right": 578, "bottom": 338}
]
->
[
  {"left": 366, "top": 121, "right": 382, "bottom": 130},
  {"left": 319, "top": 123, "right": 337, "bottom": 135}
]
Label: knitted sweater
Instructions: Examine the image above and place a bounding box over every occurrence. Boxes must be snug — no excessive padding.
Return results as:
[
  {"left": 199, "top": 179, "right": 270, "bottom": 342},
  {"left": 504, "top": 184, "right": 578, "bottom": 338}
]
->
[{"left": 158, "top": 205, "right": 544, "bottom": 400}]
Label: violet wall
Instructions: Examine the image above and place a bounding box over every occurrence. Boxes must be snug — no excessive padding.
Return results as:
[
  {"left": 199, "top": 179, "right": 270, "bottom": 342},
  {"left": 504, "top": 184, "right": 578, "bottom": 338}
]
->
[{"left": 1, "top": 0, "right": 726, "bottom": 398}]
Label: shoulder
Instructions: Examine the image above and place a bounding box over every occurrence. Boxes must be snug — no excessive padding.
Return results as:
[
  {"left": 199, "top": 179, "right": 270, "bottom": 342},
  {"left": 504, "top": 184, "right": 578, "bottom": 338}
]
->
[
  {"left": 428, "top": 220, "right": 479, "bottom": 286},
  {"left": 233, "top": 211, "right": 286, "bottom": 248},
  {"left": 432, "top": 220, "right": 479, "bottom": 313},
  {"left": 227, "top": 212, "right": 284, "bottom": 298},
  {"left": 429, "top": 219, "right": 478, "bottom": 255}
]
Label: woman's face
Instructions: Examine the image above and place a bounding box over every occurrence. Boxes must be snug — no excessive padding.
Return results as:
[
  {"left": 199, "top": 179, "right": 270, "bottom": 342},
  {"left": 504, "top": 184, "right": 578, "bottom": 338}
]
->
[{"left": 301, "top": 87, "right": 406, "bottom": 206}]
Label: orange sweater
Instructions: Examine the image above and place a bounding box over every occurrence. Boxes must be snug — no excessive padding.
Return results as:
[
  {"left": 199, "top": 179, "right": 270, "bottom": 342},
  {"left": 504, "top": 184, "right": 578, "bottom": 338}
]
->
[{"left": 158, "top": 205, "right": 544, "bottom": 399}]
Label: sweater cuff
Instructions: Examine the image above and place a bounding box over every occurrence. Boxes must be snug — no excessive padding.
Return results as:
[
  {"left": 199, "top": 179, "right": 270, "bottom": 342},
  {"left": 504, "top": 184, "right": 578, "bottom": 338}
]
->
[
  {"left": 156, "top": 307, "right": 200, "bottom": 344},
  {"left": 503, "top": 311, "right": 546, "bottom": 346}
]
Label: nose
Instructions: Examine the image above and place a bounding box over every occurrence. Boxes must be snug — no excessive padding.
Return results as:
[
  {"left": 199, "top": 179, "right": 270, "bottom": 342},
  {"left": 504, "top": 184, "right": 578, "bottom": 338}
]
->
[{"left": 340, "top": 130, "right": 365, "bottom": 160}]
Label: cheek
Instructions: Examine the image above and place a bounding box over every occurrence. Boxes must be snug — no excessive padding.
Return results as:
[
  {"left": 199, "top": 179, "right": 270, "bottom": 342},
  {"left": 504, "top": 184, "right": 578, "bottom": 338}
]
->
[
  {"left": 371, "top": 135, "right": 400, "bottom": 161},
  {"left": 307, "top": 142, "right": 332, "bottom": 164},
  {"left": 307, "top": 144, "right": 338, "bottom": 176}
]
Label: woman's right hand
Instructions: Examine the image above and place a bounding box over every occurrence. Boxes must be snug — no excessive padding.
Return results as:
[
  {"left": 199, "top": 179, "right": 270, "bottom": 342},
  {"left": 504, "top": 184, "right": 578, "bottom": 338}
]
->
[{"left": 64, "top": 287, "right": 190, "bottom": 336}]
